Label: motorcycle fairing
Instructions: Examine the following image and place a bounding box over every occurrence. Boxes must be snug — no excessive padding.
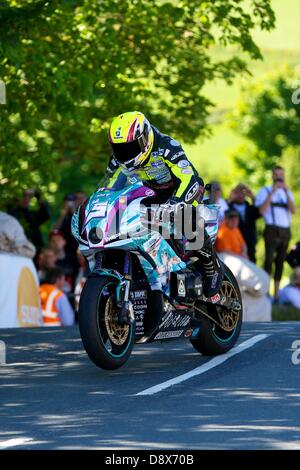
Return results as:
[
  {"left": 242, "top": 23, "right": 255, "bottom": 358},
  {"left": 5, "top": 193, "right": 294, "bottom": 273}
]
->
[{"left": 72, "top": 182, "right": 219, "bottom": 293}]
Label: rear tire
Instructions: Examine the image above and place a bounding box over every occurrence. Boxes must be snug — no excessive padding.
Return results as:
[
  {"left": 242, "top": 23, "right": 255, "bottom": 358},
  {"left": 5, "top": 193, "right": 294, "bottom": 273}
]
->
[
  {"left": 78, "top": 275, "right": 135, "bottom": 370},
  {"left": 190, "top": 264, "right": 243, "bottom": 355}
]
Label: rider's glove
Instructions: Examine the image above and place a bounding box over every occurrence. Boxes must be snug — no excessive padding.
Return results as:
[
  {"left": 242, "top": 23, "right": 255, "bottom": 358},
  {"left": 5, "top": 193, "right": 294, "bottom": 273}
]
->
[
  {"left": 155, "top": 198, "right": 187, "bottom": 225},
  {"left": 167, "top": 196, "right": 181, "bottom": 206},
  {"left": 140, "top": 203, "right": 176, "bottom": 230},
  {"left": 155, "top": 203, "right": 176, "bottom": 224}
]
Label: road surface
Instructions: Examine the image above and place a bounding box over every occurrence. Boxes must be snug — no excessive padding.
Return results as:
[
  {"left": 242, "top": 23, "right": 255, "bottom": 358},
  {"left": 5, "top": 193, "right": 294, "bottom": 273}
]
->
[{"left": 0, "top": 322, "right": 299, "bottom": 450}]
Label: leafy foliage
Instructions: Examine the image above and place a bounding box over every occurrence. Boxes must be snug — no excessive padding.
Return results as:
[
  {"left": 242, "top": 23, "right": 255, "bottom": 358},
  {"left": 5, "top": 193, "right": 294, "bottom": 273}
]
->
[
  {"left": 231, "top": 66, "right": 300, "bottom": 188},
  {"left": 0, "top": 0, "right": 275, "bottom": 202}
]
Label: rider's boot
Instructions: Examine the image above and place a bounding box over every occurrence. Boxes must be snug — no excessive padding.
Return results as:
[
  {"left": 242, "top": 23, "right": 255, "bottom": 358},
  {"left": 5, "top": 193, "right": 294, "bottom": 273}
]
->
[{"left": 195, "top": 231, "right": 224, "bottom": 298}]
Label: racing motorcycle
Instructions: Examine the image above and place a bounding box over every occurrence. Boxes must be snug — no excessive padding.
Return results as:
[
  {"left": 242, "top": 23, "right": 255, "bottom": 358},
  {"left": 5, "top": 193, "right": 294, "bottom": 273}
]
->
[{"left": 72, "top": 181, "right": 243, "bottom": 370}]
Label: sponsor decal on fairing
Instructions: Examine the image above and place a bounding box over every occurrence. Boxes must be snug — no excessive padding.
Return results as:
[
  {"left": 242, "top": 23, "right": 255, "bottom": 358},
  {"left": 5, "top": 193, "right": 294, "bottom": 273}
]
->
[{"left": 154, "top": 330, "right": 185, "bottom": 340}]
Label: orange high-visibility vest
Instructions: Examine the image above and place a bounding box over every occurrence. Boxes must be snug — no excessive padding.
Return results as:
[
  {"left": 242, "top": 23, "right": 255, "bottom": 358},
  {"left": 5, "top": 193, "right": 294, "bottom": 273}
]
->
[{"left": 39, "top": 284, "right": 63, "bottom": 326}]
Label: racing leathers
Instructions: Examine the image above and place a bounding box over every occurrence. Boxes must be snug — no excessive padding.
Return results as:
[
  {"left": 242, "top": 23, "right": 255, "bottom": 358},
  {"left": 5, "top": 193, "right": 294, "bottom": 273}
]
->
[
  {"left": 106, "top": 126, "right": 224, "bottom": 297},
  {"left": 107, "top": 126, "right": 204, "bottom": 204}
]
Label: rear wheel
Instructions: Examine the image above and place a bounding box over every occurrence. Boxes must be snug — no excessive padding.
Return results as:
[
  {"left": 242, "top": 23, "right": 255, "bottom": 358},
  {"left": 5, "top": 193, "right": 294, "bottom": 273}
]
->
[
  {"left": 78, "top": 276, "right": 135, "bottom": 370},
  {"left": 190, "top": 264, "right": 242, "bottom": 355}
]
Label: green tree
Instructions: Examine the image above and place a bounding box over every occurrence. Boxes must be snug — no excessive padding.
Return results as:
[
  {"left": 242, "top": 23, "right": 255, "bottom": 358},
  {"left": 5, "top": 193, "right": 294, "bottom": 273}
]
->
[
  {"left": 0, "top": 0, "right": 275, "bottom": 203},
  {"left": 231, "top": 66, "right": 300, "bottom": 188}
]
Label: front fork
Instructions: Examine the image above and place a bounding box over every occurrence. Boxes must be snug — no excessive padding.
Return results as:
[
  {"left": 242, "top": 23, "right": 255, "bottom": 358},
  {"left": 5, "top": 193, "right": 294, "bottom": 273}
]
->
[
  {"left": 93, "top": 251, "right": 133, "bottom": 324},
  {"left": 116, "top": 252, "right": 133, "bottom": 324}
]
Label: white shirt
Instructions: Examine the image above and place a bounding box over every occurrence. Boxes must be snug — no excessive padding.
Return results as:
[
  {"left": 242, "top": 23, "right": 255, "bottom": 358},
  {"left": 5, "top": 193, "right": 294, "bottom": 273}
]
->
[
  {"left": 279, "top": 284, "right": 300, "bottom": 309},
  {"left": 255, "top": 186, "right": 294, "bottom": 228},
  {"left": 216, "top": 197, "right": 229, "bottom": 222}
]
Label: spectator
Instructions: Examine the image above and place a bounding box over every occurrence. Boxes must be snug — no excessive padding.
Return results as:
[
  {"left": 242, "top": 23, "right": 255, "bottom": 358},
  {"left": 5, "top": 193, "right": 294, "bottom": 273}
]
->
[
  {"left": 53, "top": 191, "right": 86, "bottom": 274},
  {"left": 54, "top": 192, "right": 86, "bottom": 250},
  {"left": 209, "top": 181, "right": 229, "bottom": 222},
  {"left": 278, "top": 267, "right": 300, "bottom": 309},
  {"left": 255, "top": 166, "right": 296, "bottom": 299},
  {"left": 227, "top": 183, "right": 260, "bottom": 263},
  {"left": 39, "top": 267, "right": 75, "bottom": 326},
  {"left": 53, "top": 193, "right": 76, "bottom": 255},
  {"left": 49, "top": 229, "right": 77, "bottom": 290},
  {"left": 75, "top": 191, "right": 87, "bottom": 208},
  {"left": 9, "top": 189, "right": 50, "bottom": 253},
  {"left": 49, "top": 229, "right": 67, "bottom": 263},
  {"left": 0, "top": 210, "right": 36, "bottom": 259},
  {"left": 215, "top": 209, "right": 248, "bottom": 258},
  {"left": 37, "top": 247, "right": 57, "bottom": 283}
]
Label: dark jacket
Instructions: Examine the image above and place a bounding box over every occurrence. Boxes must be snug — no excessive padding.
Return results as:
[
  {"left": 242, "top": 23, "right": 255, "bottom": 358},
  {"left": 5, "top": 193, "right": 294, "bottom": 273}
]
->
[
  {"left": 227, "top": 201, "right": 260, "bottom": 263},
  {"left": 107, "top": 126, "right": 204, "bottom": 204}
]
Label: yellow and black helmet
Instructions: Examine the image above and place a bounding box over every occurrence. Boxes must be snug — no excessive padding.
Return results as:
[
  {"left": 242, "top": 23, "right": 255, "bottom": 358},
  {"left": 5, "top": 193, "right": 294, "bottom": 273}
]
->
[{"left": 109, "top": 111, "right": 154, "bottom": 171}]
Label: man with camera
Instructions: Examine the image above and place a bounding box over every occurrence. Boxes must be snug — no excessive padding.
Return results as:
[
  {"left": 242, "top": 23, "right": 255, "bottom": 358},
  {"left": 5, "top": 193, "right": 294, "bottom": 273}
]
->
[{"left": 255, "top": 166, "right": 296, "bottom": 299}]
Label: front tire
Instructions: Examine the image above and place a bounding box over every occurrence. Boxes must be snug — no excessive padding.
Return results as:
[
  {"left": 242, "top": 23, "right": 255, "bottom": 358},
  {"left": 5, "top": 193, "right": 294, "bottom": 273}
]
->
[
  {"left": 190, "top": 264, "right": 243, "bottom": 355},
  {"left": 78, "top": 275, "right": 135, "bottom": 370}
]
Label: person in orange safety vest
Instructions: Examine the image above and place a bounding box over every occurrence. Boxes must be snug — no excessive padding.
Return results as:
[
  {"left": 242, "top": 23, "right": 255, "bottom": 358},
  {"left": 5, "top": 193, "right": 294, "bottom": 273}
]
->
[{"left": 39, "top": 267, "right": 75, "bottom": 326}]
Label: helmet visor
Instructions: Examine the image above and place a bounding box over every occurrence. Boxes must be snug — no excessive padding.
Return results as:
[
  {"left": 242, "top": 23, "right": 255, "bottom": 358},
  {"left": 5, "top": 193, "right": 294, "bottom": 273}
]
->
[{"left": 111, "top": 140, "right": 142, "bottom": 164}]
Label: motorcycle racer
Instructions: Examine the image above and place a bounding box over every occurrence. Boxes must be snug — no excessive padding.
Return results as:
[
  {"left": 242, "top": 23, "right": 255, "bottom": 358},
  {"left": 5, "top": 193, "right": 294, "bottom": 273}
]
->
[{"left": 106, "top": 111, "right": 224, "bottom": 298}]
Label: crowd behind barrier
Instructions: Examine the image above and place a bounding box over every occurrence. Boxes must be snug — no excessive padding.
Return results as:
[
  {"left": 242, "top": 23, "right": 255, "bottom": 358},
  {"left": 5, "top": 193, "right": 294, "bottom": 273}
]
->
[{"left": 0, "top": 165, "right": 299, "bottom": 328}]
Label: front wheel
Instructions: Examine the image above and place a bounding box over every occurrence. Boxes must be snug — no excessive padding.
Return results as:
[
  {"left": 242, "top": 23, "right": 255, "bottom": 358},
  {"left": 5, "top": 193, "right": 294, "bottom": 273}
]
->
[
  {"left": 78, "top": 275, "right": 135, "bottom": 370},
  {"left": 190, "top": 264, "right": 243, "bottom": 355}
]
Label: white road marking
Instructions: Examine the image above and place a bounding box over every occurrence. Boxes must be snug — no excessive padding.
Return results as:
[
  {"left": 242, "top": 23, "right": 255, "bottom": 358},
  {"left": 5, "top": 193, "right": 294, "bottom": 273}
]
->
[
  {"left": 136, "top": 334, "right": 270, "bottom": 396},
  {"left": 0, "top": 438, "right": 33, "bottom": 449}
]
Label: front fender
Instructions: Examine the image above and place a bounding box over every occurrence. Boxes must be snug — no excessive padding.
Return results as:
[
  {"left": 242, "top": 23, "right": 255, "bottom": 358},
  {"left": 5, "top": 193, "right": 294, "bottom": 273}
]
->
[
  {"left": 88, "top": 268, "right": 124, "bottom": 283},
  {"left": 88, "top": 268, "right": 127, "bottom": 306}
]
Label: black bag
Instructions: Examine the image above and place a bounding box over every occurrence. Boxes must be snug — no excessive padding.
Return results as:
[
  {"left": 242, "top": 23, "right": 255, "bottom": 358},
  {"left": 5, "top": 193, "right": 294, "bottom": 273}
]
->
[{"left": 286, "top": 242, "right": 300, "bottom": 268}]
